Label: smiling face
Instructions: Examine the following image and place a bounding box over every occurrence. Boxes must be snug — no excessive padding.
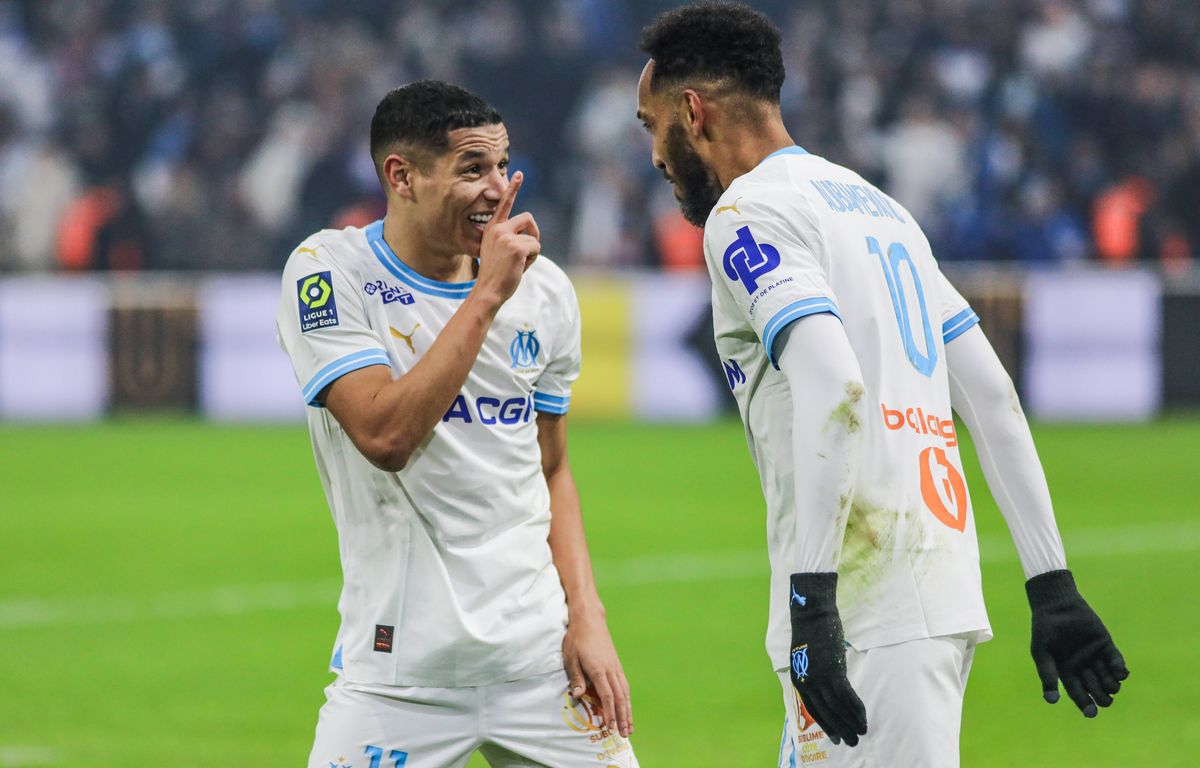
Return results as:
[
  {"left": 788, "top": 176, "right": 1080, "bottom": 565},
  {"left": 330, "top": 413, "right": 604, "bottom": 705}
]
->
[
  {"left": 407, "top": 122, "right": 510, "bottom": 259},
  {"left": 637, "top": 60, "right": 725, "bottom": 227}
]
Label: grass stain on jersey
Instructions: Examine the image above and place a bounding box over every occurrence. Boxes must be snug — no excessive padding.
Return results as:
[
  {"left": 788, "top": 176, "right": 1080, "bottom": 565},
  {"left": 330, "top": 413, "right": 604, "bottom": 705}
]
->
[
  {"left": 833, "top": 493, "right": 853, "bottom": 556},
  {"left": 902, "top": 506, "right": 939, "bottom": 581},
  {"left": 1010, "top": 384, "right": 1025, "bottom": 418},
  {"left": 828, "top": 381, "right": 866, "bottom": 433},
  {"left": 838, "top": 498, "right": 897, "bottom": 604}
]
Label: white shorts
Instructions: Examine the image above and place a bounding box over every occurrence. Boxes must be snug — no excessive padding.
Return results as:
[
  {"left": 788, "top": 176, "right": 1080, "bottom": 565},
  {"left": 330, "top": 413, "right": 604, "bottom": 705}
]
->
[
  {"left": 308, "top": 669, "right": 638, "bottom": 768},
  {"left": 777, "top": 635, "right": 976, "bottom": 768}
]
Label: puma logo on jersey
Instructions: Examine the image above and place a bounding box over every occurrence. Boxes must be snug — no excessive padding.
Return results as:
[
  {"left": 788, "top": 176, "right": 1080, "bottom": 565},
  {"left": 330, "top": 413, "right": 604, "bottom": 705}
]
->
[
  {"left": 390, "top": 323, "right": 420, "bottom": 354},
  {"left": 296, "top": 246, "right": 321, "bottom": 261},
  {"left": 715, "top": 197, "right": 742, "bottom": 216}
]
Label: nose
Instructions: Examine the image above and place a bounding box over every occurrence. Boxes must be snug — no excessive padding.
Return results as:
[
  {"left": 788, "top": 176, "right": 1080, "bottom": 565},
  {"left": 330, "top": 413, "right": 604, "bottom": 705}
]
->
[
  {"left": 652, "top": 147, "right": 665, "bottom": 172},
  {"left": 484, "top": 167, "right": 507, "bottom": 201}
]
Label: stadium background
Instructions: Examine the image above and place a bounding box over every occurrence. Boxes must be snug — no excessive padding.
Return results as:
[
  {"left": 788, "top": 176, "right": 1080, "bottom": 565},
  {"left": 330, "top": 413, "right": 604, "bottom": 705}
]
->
[{"left": 1, "top": 1, "right": 1197, "bottom": 766}]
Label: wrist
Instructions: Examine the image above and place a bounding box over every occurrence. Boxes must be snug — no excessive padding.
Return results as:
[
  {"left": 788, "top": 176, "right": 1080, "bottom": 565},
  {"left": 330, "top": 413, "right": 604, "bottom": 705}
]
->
[
  {"left": 463, "top": 290, "right": 503, "bottom": 319},
  {"left": 789, "top": 572, "right": 840, "bottom": 628},
  {"left": 567, "top": 595, "right": 606, "bottom": 624},
  {"left": 1025, "top": 569, "right": 1078, "bottom": 607},
  {"left": 790, "top": 572, "right": 839, "bottom": 604}
]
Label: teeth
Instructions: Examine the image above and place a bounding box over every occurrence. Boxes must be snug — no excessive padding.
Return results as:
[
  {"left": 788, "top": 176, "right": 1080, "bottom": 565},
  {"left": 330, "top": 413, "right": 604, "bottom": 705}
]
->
[{"left": 469, "top": 213, "right": 493, "bottom": 224}]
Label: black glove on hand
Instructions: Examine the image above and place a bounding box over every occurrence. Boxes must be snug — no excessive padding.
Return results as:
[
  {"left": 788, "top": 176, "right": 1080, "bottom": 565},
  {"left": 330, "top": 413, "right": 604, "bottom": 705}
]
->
[
  {"left": 788, "top": 573, "right": 868, "bottom": 747},
  {"left": 1026, "top": 569, "right": 1129, "bottom": 717}
]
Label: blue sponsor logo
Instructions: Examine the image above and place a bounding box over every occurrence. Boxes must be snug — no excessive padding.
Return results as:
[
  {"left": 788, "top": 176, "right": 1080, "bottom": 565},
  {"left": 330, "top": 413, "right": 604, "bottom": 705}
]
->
[
  {"left": 299, "top": 271, "right": 339, "bottom": 333},
  {"left": 723, "top": 225, "right": 780, "bottom": 293},
  {"left": 723, "top": 358, "right": 746, "bottom": 390},
  {"left": 443, "top": 392, "right": 535, "bottom": 426},
  {"left": 364, "top": 279, "right": 415, "bottom": 305},
  {"left": 791, "top": 645, "right": 810, "bottom": 681},
  {"left": 509, "top": 328, "right": 541, "bottom": 369},
  {"left": 790, "top": 585, "right": 807, "bottom": 607}
]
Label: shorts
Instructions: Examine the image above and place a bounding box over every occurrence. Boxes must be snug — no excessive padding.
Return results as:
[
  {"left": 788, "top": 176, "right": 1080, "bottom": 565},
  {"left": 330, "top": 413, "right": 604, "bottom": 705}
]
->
[
  {"left": 777, "top": 634, "right": 976, "bottom": 768},
  {"left": 307, "top": 669, "right": 638, "bottom": 768}
]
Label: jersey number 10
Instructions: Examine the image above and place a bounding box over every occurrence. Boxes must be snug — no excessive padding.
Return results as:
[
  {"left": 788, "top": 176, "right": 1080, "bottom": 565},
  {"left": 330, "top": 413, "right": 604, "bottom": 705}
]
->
[{"left": 867, "top": 237, "right": 938, "bottom": 377}]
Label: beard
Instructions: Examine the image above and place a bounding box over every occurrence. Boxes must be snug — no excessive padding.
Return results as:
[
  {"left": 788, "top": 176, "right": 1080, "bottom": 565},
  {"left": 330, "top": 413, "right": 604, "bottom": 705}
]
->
[{"left": 664, "top": 120, "right": 724, "bottom": 227}]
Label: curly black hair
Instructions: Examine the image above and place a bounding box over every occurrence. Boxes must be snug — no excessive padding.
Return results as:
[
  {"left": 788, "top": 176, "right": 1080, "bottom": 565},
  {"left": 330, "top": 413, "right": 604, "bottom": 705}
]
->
[
  {"left": 640, "top": 1, "right": 784, "bottom": 103},
  {"left": 369, "top": 80, "right": 502, "bottom": 174}
]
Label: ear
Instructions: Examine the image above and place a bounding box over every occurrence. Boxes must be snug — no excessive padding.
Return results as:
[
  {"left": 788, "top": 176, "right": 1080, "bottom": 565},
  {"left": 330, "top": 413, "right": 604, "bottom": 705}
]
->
[
  {"left": 383, "top": 154, "right": 418, "bottom": 201},
  {"left": 681, "top": 89, "right": 706, "bottom": 138}
]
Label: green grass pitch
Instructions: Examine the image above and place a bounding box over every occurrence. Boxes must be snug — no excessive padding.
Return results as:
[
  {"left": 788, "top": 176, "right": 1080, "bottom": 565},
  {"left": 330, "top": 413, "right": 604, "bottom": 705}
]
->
[{"left": 1, "top": 417, "right": 1197, "bottom": 766}]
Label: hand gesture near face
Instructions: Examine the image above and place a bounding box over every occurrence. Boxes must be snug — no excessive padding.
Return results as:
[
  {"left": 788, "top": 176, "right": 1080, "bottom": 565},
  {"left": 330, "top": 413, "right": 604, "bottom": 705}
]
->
[{"left": 476, "top": 171, "right": 540, "bottom": 304}]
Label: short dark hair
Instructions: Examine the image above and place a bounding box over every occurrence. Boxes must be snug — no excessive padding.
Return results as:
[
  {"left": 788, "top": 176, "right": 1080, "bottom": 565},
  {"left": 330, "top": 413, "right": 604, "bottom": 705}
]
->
[
  {"left": 640, "top": 2, "right": 784, "bottom": 103},
  {"left": 369, "top": 80, "right": 502, "bottom": 174}
]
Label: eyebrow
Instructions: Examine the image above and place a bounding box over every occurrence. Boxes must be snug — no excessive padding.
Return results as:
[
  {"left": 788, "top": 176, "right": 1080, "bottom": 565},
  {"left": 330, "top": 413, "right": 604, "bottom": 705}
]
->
[{"left": 457, "top": 145, "right": 510, "bottom": 162}]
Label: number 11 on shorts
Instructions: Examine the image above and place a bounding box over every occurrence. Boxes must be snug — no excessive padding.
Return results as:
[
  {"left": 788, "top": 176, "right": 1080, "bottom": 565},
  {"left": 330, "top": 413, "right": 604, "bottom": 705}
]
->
[{"left": 364, "top": 745, "right": 407, "bottom": 768}]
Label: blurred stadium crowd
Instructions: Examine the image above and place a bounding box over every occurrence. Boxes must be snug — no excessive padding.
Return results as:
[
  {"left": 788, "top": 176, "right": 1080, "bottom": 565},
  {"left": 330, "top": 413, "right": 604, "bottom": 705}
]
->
[{"left": 0, "top": 0, "right": 1197, "bottom": 273}]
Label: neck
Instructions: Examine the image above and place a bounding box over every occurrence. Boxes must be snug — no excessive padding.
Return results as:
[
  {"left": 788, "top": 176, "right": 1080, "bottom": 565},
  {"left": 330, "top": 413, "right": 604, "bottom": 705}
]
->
[
  {"left": 382, "top": 209, "right": 475, "bottom": 283},
  {"left": 711, "top": 120, "right": 796, "bottom": 190}
]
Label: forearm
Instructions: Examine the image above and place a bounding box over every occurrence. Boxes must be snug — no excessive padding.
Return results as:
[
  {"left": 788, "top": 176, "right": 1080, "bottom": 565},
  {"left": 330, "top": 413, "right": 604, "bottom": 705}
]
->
[
  {"left": 777, "top": 314, "right": 866, "bottom": 574},
  {"left": 947, "top": 325, "right": 1066, "bottom": 577},
  {"left": 546, "top": 462, "right": 605, "bottom": 620},
  {"left": 780, "top": 315, "right": 869, "bottom": 748}
]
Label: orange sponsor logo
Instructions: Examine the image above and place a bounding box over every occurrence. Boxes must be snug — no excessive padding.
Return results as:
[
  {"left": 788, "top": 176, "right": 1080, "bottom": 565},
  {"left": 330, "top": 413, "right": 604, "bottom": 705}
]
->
[
  {"left": 795, "top": 690, "right": 818, "bottom": 733},
  {"left": 561, "top": 692, "right": 605, "bottom": 734},
  {"left": 880, "top": 403, "right": 957, "bottom": 447},
  {"left": 919, "top": 446, "right": 969, "bottom": 532}
]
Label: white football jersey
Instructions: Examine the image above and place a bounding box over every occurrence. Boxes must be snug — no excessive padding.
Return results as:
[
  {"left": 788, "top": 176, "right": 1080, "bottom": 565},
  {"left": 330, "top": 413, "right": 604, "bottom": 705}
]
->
[
  {"left": 276, "top": 220, "right": 580, "bottom": 687},
  {"left": 703, "top": 147, "right": 992, "bottom": 671}
]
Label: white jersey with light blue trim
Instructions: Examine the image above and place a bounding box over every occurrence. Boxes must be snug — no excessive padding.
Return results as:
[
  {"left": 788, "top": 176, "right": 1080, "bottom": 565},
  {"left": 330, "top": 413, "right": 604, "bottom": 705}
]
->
[
  {"left": 275, "top": 219, "right": 580, "bottom": 687},
  {"left": 703, "top": 147, "right": 992, "bottom": 669}
]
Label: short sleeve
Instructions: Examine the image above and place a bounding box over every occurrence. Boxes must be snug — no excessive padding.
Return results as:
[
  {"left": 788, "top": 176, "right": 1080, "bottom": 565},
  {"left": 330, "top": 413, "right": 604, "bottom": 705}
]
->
[
  {"left": 936, "top": 269, "right": 980, "bottom": 344},
  {"left": 703, "top": 193, "right": 839, "bottom": 368},
  {"left": 532, "top": 278, "right": 581, "bottom": 415},
  {"left": 275, "top": 242, "right": 391, "bottom": 406}
]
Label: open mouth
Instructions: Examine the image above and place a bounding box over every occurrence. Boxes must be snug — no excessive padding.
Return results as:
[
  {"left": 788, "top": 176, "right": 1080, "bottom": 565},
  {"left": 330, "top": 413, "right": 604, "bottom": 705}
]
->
[{"left": 468, "top": 212, "right": 494, "bottom": 232}]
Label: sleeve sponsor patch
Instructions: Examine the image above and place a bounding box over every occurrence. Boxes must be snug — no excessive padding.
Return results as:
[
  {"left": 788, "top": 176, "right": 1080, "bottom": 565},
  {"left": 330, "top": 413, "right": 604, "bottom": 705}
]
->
[
  {"left": 298, "top": 271, "right": 339, "bottom": 332},
  {"left": 722, "top": 225, "right": 781, "bottom": 294}
]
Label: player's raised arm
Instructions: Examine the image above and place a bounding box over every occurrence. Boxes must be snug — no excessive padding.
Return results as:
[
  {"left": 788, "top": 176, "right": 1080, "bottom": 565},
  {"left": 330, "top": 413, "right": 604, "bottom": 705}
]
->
[
  {"left": 324, "top": 172, "right": 539, "bottom": 471},
  {"left": 946, "top": 324, "right": 1129, "bottom": 716},
  {"left": 775, "top": 315, "right": 869, "bottom": 747}
]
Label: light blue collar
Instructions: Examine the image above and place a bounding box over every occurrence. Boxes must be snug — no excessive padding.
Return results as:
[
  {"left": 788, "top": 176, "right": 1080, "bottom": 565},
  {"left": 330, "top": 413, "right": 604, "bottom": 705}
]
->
[
  {"left": 366, "top": 219, "right": 476, "bottom": 300},
  {"left": 762, "top": 145, "right": 809, "bottom": 163}
]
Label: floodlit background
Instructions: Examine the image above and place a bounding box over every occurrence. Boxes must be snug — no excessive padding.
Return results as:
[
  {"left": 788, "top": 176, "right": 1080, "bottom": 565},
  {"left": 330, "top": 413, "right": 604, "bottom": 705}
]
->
[{"left": 1, "top": 1, "right": 1197, "bottom": 766}]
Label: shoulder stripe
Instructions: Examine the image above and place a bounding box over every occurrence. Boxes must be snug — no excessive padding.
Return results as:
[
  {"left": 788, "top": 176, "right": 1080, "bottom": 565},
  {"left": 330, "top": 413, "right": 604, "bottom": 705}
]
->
[
  {"left": 942, "top": 307, "right": 980, "bottom": 344},
  {"left": 762, "top": 297, "right": 842, "bottom": 369},
  {"left": 533, "top": 391, "right": 571, "bottom": 414},
  {"left": 301, "top": 348, "right": 391, "bottom": 405}
]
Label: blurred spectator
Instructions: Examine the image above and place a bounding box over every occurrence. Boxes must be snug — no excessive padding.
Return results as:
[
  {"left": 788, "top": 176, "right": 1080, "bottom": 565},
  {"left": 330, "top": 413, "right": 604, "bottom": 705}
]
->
[
  {"left": 1093, "top": 176, "right": 1154, "bottom": 263},
  {"left": 880, "top": 94, "right": 969, "bottom": 225},
  {"left": 0, "top": 0, "right": 1197, "bottom": 273}
]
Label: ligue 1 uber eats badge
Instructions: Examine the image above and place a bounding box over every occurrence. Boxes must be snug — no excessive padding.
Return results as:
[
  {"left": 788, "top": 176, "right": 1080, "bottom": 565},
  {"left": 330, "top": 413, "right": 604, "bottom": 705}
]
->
[{"left": 299, "top": 272, "right": 339, "bottom": 332}]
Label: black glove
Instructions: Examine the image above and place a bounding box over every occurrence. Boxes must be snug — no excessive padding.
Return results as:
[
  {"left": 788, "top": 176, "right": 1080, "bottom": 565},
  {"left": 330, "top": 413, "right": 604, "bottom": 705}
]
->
[
  {"left": 788, "top": 572, "right": 868, "bottom": 747},
  {"left": 1026, "top": 569, "right": 1129, "bottom": 717}
]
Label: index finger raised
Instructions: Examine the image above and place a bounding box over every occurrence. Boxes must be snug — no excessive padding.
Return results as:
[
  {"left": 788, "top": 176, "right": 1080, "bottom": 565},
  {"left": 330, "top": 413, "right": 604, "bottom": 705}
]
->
[{"left": 493, "top": 171, "right": 523, "bottom": 224}]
